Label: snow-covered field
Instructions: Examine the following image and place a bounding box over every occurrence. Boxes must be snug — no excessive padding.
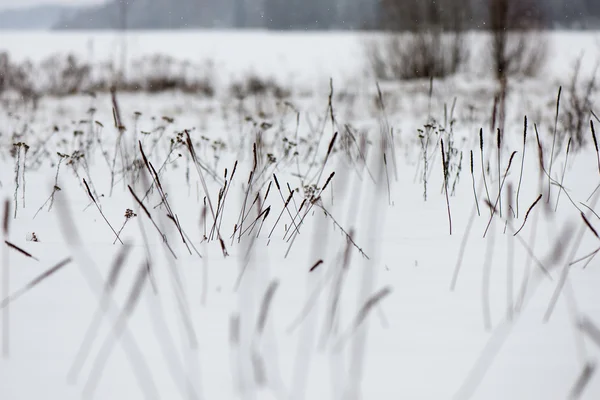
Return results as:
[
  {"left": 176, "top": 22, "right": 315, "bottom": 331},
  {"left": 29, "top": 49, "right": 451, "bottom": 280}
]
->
[
  {"left": 1, "top": 31, "right": 600, "bottom": 400},
  {"left": 1, "top": 30, "right": 599, "bottom": 91}
]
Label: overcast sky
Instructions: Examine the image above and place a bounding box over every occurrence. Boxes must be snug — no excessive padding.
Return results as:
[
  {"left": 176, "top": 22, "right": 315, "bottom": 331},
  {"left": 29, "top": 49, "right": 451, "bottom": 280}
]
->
[{"left": 0, "top": 0, "right": 106, "bottom": 10}]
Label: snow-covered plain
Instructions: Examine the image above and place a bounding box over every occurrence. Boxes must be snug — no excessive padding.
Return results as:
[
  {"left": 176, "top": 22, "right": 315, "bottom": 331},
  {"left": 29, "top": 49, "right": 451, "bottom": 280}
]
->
[
  {"left": 1, "top": 30, "right": 599, "bottom": 92},
  {"left": 1, "top": 31, "right": 600, "bottom": 400}
]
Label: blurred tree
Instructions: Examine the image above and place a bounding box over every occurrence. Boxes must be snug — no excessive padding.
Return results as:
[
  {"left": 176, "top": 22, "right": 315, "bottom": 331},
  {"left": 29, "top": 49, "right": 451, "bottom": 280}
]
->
[
  {"left": 488, "top": 0, "right": 547, "bottom": 79},
  {"left": 368, "top": 0, "right": 470, "bottom": 80},
  {"left": 378, "top": 0, "right": 470, "bottom": 32},
  {"left": 52, "top": 0, "right": 600, "bottom": 30}
]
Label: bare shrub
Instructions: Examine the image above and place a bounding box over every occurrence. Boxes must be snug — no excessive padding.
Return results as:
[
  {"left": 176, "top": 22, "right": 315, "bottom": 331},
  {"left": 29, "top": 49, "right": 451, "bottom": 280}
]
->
[
  {"left": 135, "top": 54, "right": 182, "bottom": 92},
  {"left": 230, "top": 74, "right": 290, "bottom": 99},
  {"left": 367, "top": 0, "right": 469, "bottom": 80},
  {"left": 0, "top": 52, "right": 38, "bottom": 105},
  {"left": 367, "top": 31, "right": 467, "bottom": 80},
  {"left": 561, "top": 55, "right": 599, "bottom": 149},
  {"left": 0, "top": 52, "right": 8, "bottom": 94},
  {"left": 2, "top": 52, "right": 92, "bottom": 98},
  {"left": 39, "top": 54, "right": 91, "bottom": 96},
  {"left": 125, "top": 55, "right": 214, "bottom": 96},
  {"left": 0, "top": 53, "right": 216, "bottom": 98}
]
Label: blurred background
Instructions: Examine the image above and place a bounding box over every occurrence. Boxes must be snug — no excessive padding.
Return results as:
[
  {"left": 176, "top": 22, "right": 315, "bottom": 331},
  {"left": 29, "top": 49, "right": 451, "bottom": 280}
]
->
[
  {"left": 1, "top": 0, "right": 599, "bottom": 104},
  {"left": 0, "top": 0, "right": 599, "bottom": 31},
  {"left": 1, "top": 2, "right": 600, "bottom": 399}
]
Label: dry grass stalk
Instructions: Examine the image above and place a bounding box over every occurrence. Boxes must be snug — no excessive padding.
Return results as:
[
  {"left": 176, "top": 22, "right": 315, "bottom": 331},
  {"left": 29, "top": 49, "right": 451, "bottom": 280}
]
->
[
  {"left": 516, "top": 116, "right": 528, "bottom": 218},
  {"left": 0, "top": 258, "right": 72, "bottom": 309},
  {"left": 2, "top": 199, "right": 10, "bottom": 357},
  {"left": 555, "top": 138, "right": 573, "bottom": 211},
  {"left": 83, "top": 178, "right": 124, "bottom": 245},
  {"left": 483, "top": 151, "right": 518, "bottom": 238},
  {"left": 470, "top": 150, "right": 480, "bottom": 216},
  {"left": 441, "top": 139, "right": 452, "bottom": 235},
  {"left": 480, "top": 128, "right": 492, "bottom": 214},
  {"left": 4, "top": 241, "right": 39, "bottom": 261},
  {"left": 513, "top": 194, "right": 542, "bottom": 236},
  {"left": 548, "top": 87, "right": 562, "bottom": 203}
]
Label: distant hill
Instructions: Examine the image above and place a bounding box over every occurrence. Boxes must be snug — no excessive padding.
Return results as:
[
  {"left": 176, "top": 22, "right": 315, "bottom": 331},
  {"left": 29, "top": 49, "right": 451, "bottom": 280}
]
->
[
  {"left": 53, "top": 0, "right": 600, "bottom": 31},
  {"left": 0, "top": 5, "right": 84, "bottom": 30},
  {"left": 54, "top": 0, "right": 240, "bottom": 30}
]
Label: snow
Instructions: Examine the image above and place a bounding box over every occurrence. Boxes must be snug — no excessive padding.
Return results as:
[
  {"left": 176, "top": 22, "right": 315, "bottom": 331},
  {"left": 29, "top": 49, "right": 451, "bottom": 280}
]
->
[
  {"left": 0, "top": 30, "right": 600, "bottom": 400},
  {"left": 0, "top": 30, "right": 598, "bottom": 91}
]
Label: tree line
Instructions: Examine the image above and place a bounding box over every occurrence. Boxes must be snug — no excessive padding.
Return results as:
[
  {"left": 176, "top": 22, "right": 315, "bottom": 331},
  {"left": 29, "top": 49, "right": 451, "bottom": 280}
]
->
[{"left": 56, "top": 0, "right": 600, "bottom": 30}]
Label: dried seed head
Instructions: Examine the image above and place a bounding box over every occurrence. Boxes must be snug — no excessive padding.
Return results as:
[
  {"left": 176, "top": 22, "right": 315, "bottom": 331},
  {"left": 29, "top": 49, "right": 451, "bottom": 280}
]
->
[
  {"left": 497, "top": 128, "right": 501, "bottom": 149},
  {"left": 470, "top": 150, "right": 474, "bottom": 174},
  {"left": 125, "top": 208, "right": 137, "bottom": 219},
  {"left": 591, "top": 120, "right": 599, "bottom": 152},
  {"left": 479, "top": 128, "right": 484, "bottom": 151}
]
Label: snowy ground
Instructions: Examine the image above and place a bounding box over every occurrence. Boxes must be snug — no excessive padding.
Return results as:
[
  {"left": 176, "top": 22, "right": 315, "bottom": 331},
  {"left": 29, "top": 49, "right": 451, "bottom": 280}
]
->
[
  {"left": 1, "top": 30, "right": 599, "bottom": 93},
  {"left": 0, "top": 31, "right": 600, "bottom": 400}
]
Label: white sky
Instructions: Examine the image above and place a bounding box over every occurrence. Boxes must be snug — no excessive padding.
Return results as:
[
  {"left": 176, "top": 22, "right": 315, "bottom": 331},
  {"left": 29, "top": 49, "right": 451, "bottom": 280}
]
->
[{"left": 0, "top": 0, "right": 106, "bottom": 10}]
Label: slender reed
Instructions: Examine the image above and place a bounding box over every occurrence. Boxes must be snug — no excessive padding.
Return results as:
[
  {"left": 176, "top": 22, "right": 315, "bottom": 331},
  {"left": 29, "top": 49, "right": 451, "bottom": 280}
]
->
[
  {"left": 497, "top": 128, "right": 502, "bottom": 218},
  {"left": 83, "top": 179, "right": 123, "bottom": 245},
  {"left": 548, "top": 86, "right": 562, "bottom": 203},
  {"left": 441, "top": 139, "right": 452, "bottom": 235},
  {"left": 516, "top": 116, "right": 527, "bottom": 218},
  {"left": 483, "top": 151, "right": 518, "bottom": 238},
  {"left": 480, "top": 129, "right": 492, "bottom": 214},
  {"left": 470, "top": 151, "right": 480, "bottom": 216},
  {"left": 2, "top": 200, "right": 9, "bottom": 357},
  {"left": 555, "top": 138, "right": 572, "bottom": 211}
]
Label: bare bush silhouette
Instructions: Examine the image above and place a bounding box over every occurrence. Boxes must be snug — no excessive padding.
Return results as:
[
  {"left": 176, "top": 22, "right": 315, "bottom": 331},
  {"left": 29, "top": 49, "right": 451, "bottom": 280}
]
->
[
  {"left": 561, "top": 55, "right": 599, "bottom": 149},
  {"left": 0, "top": 53, "right": 215, "bottom": 98},
  {"left": 368, "top": 0, "right": 469, "bottom": 80},
  {"left": 40, "top": 54, "right": 91, "bottom": 96}
]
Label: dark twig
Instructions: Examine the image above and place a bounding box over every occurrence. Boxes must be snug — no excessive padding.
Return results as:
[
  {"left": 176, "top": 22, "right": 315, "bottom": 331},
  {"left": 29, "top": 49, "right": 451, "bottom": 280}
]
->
[
  {"left": 309, "top": 260, "right": 323, "bottom": 272},
  {"left": 581, "top": 213, "right": 600, "bottom": 239},
  {"left": 480, "top": 129, "right": 492, "bottom": 213},
  {"left": 470, "top": 151, "right": 480, "bottom": 216},
  {"left": 4, "top": 241, "right": 39, "bottom": 261},
  {"left": 555, "top": 138, "right": 572, "bottom": 212},
  {"left": 83, "top": 179, "right": 124, "bottom": 245},
  {"left": 0, "top": 258, "right": 72, "bottom": 309},
  {"left": 516, "top": 116, "right": 527, "bottom": 218},
  {"left": 548, "top": 86, "right": 562, "bottom": 203},
  {"left": 483, "top": 151, "right": 518, "bottom": 238},
  {"left": 2, "top": 199, "right": 9, "bottom": 357},
  {"left": 497, "top": 129, "right": 502, "bottom": 217},
  {"left": 513, "top": 195, "right": 543, "bottom": 236},
  {"left": 591, "top": 120, "right": 600, "bottom": 175},
  {"left": 128, "top": 185, "right": 177, "bottom": 259},
  {"left": 441, "top": 139, "right": 452, "bottom": 235}
]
